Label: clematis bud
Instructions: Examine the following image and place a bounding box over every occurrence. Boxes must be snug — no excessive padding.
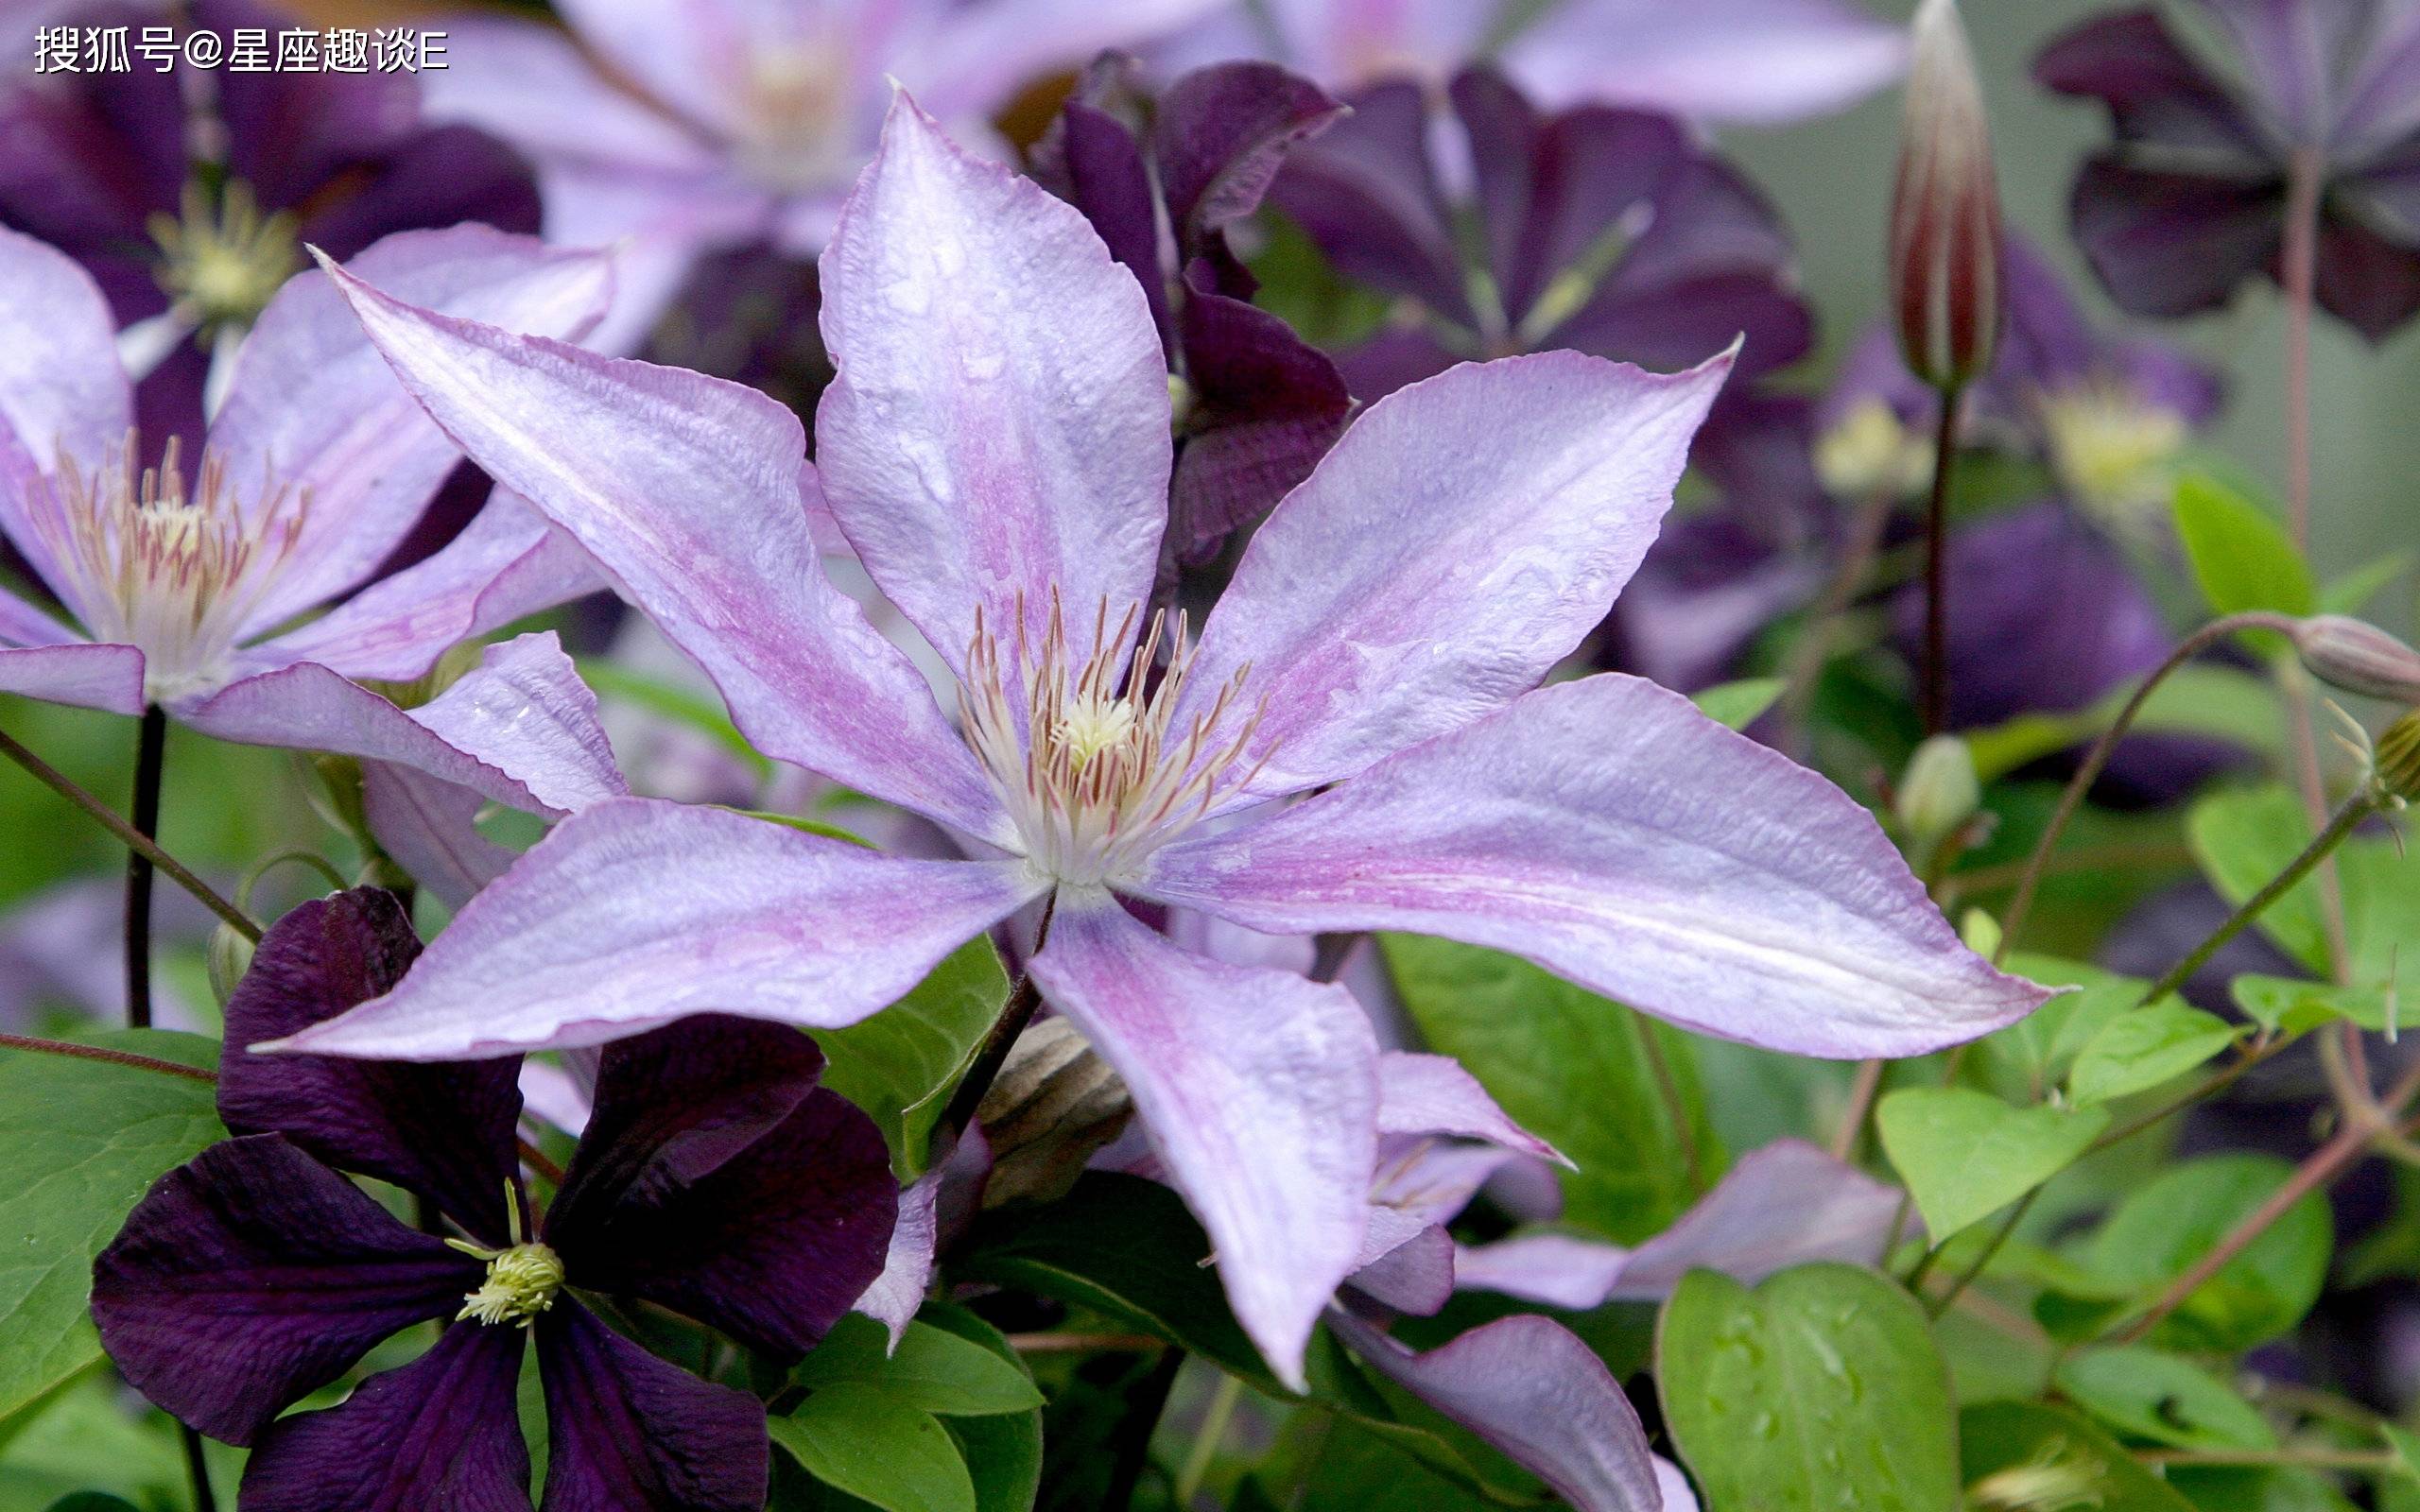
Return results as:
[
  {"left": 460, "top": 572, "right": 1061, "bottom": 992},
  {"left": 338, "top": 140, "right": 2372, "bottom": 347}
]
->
[
  {"left": 1890, "top": 0, "right": 2003, "bottom": 390},
  {"left": 1894, "top": 733, "right": 1980, "bottom": 857},
  {"left": 206, "top": 920, "right": 254, "bottom": 1008},
  {"left": 2378, "top": 712, "right": 2420, "bottom": 804},
  {"left": 2291, "top": 615, "right": 2420, "bottom": 704},
  {"left": 976, "top": 1016, "right": 1132, "bottom": 1208}
]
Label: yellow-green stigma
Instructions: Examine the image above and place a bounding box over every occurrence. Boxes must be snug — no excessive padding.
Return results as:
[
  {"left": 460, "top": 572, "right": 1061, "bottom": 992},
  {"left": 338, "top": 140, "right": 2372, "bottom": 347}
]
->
[
  {"left": 452, "top": 1242, "right": 564, "bottom": 1329},
  {"left": 2041, "top": 380, "right": 2187, "bottom": 524},
  {"left": 150, "top": 181, "right": 300, "bottom": 332},
  {"left": 1815, "top": 398, "right": 1932, "bottom": 501}
]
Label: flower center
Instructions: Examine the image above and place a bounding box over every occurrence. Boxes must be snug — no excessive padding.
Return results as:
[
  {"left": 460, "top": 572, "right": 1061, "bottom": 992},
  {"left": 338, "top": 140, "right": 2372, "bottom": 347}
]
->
[
  {"left": 735, "top": 42, "right": 854, "bottom": 194},
  {"left": 453, "top": 1242, "right": 565, "bottom": 1329},
  {"left": 149, "top": 181, "right": 299, "bottom": 333},
  {"left": 2040, "top": 380, "right": 2187, "bottom": 525},
  {"left": 29, "top": 431, "right": 312, "bottom": 701},
  {"left": 1814, "top": 398, "right": 1932, "bottom": 502},
  {"left": 959, "top": 593, "right": 1269, "bottom": 888}
]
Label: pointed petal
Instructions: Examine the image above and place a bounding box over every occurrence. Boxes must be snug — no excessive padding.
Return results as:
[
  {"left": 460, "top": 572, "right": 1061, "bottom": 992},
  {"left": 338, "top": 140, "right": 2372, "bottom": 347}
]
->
[
  {"left": 1142, "top": 675, "right": 2051, "bottom": 1058},
  {"left": 240, "top": 1321, "right": 532, "bottom": 1512},
  {"left": 1028, "top": 897, "right": 1377, "bottom": 1389},
  {"left": 271, "top": 799, "right": 1043, "bottom": 1059},
  {"left": 855, "top": 1168, "right": 942, "bottom": 1349},
  {"left": 0, "top": 642, "right": 147, "bottom": 714},
  {"left": 1451, "top": 1233, "right": 1634, "bottom": 1312},
  {"left": 0, "top": 227, "right": 131, "bottom": 611},
  {"left": 247, "top": 490, "right": 604, "bottom": 684},
  {"left": 1328, "top": 1311, "right": 1663, "bottom": 1512},
  {"left": 545, "top": 1017, "right": 897, "bottom": 1361},
  {"left": 1179, "top": 352, "right": 1730, "bottom": 808},
  {"left": 536, "top": 1302, "right": 769, "bottom": 1512},
  {"left": 1503, "top": 0, "right": 1908, "bottom": 124},
  {"left": 1345, "top": 1222, "right": 1456, "bottom": 1315},
  {"left": 92, "top": 1134, "right": 478, "bottom": 1446},
  {"left": 359, "top": 763, "right": 520, "bottom": 911},
  {"left": 1267, "top": 80, "right": 1473, "bottom": 323},
  {"left": 1153, "top": 61, "right": 1346, "bottom": 254},
  {"left": 218, "top": 889, "right": 524, "bottom": 1244},
  {"left": 320, "top": 252, "right": 1003, "bottom": 838},
  {"left": 816, "top": 94, "right": 1169, "bottom": 676},
  {"left": 1378, "top": 1052, "right": 1564, "bottom": 1163},
  {"left": 1589, "top": 1139, "right": 1905, "bottom": 1299},
  {"left": 179, "top": 631, "right": 622, "bottom": 818},
  {"left": 213, "top": 227, "right": 614, "bottom": 631}
]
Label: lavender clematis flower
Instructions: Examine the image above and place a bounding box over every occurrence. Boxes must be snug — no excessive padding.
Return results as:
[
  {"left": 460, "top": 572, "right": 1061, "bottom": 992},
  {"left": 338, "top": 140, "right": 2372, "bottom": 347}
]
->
[
  {"left": 0, "top": 0, "right": 540, "bottom": 435},
  {"left": 302, "top": 96, "right": 2049, "bottom": 1384},
  {"left": 0, "top": 224, "right": 618, "bottom": 818},
  {"left": 92, "top": 887, "right": 896, "bottom": 1510},
  {"left": 423, "top": 0, "right": 1226, "bottom": 354},
  {"left": 1030, "top": 54, "right": 1354, "bottom": 567},
  {"left": 2037, "top": 0, "right": 2420, "bottom": 341},
  {"left": 1165, "top": 0, "right": 1906, "bottom": 125}
]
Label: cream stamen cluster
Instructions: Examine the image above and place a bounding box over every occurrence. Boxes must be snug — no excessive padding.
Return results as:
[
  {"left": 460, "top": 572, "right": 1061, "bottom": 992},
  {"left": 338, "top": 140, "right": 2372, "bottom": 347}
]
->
[
  {"left": 736, "top": 42, "right": 853, "bottom": 193},
  {"left": 32, "top": 432, "right": 311, "bottom": 701},
  {"left": 150, "top": 181, "right": 301, "bottom": 332},
  {"left": 960, "top": 593, "right": 1269, "bottom": 888}
]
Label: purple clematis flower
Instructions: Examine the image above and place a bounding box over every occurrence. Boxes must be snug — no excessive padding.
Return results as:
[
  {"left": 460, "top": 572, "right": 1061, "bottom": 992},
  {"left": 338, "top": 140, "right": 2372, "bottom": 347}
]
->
[
  {"left": 0, "top": 0, "right": 541, "bottom": 437},
  {"left": 93, "top": 887, "right": 897, "bottom": 1511},
  {"left": 1030, "top": 53, "right": 1354, "bottom": 568},
  {"left": 298, "top": 97, "right": 2049, "bottom": 1384},
  {"left": 2037, "top": 0, "right": 2420, "bottom": 341},
  {"left": 421, "top": 0, "right": 1226, "bottom": 353},
  {"left": 0, "top": 223, "right": 618, "bottom": 818},
  {"left": 1162, "top": 0, "right": 1907, "bottom": 126}
]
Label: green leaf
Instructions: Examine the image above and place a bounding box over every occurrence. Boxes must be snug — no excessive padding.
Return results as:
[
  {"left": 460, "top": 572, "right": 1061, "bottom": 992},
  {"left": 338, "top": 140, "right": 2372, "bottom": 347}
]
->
[
  {"left": 2385, "top": 1422, "right": 2420, "bottom": 1484},
  {"left": 2320, "top": 551, "right": 2413, "bottom": 616},
  {"left": 2054, "top": 1346, "right": 2275, "bottom": 1451},
  {"left": 1960, "top": 1401, "right": 2196, "bottom": 1511},
  {"left": 1657, "top": 1263, "right": 1959, "bottom": 1512},
  {"left": 792, "top": 1314, "right": 1043, "bottom": 1417},
  {"left": 1383, "top": 936, "right": 1720, "bottom": 1240},
  {"left": 917, "top": 1304, "right": 1042, "bottom": 1512},
  {"left": 770, "top": 1383, "right": 976, "bottom": 1512},
  {"left": 1966, "top": 663, "right": 2283, "bottom": 782},
  {"left": 0, "top": 1032, "right": 222, "bottom": 1424},
  {"left": 1690, "top": 678, "right": 1784, "bottom": 732},
  {"left": 2172, "top": 472, "right": 2316, "bottom": 619},
  {"left": 813, "top": 939, "right": 1011, "bottom": 1178},
  {"left": 43, "top": 1498, "right": 144, "bottom": 1512},
  {"left": 2189, "top": 785, "right": 2334, "bottom": 974},
  {"left": 2231, "top": 973, "right": 2403, "bottom": 1036},
  {"left": 2088, "top": 1154, "right": 2332, "bottom": 1350},
  {"left": 1979, "top": 953, "right": 2152, "bottom": 1084},
  {"left": 1876, "top": 1088, "right": 2108, "bottom": 1240},
  {"left": 2066, "top": 1004, "right": 2239, "bottom": 1107}
]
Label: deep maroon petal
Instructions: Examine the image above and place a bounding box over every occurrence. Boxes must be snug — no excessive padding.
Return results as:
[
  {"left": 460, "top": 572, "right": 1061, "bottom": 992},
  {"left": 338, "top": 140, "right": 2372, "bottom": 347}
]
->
[
  {"left": 241, "top": 1322, "right": 532, "bottom": 1512},
  {"left": 1268, "top": 80, "right": 1473, "bottom": 325},
  {"left": 0, "top": 39, "right": 184, "bottom": 319},
  {"left": 221, "top": 889, "right": 523, "bottom": 1244},
  {"left": 1050, "top": 94, "right": 1172, "bottom": 348},
  {"left": 536, "top": 1302, "right": 769, "bottom": 1512},
  {"left": 1331, "top": 326, "right": 1461, "bottom": 404},
  {"left": 2311, "top": 207, "right": 2420, "bottom": 343},
  {"left": 91, "top": 1134, "right": 477, "bottom": 1446},
  {"left": 1168, "top": 276, "right": 1353, "bottom": 563},
  {"left": 544, "top": 1016, "right": 897, "bottom": 1361},
  {"left": 2031, "top": 9, "right": 2273, "bottom": 162},
  {"left": 297, "top": 124, "right": 544, "bottom": 266},
  {"left": 205, "top": 0, "right": 419, "bottom": 207},
  {"left": 1609, "top": 510, "right": 1822, "bottom": 693},
  {"left": 2068, "top": 155, "right": 2283, "bottom": 321},
  {"left": 1153, "top": 60, "right": 1345, "bottom": 260}
]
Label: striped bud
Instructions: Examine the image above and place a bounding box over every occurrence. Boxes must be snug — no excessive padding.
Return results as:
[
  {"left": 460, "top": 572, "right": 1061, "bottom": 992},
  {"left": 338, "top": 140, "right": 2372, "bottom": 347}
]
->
[
  {"left": 2292, "top": 615, "right": 2420, "bottom": 703},
  {"left": 2378, "top": 712, "right": 2420, "bottom": 804},
  {"left": 976, "top": 1017, "right": 1132, "bottom": 1208},
  {"left": 1891, "top": 0, "right": 2002, "bottom": 389}
]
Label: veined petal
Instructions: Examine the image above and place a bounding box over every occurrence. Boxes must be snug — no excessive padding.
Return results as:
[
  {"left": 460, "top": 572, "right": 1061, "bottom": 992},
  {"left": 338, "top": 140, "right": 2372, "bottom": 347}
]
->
[
  {"left": 1503, "top": 0, "right": 1908, "bottom": 124},
  {"left": 536, "top": 1302, "right": 769, "bottom": 1512},
  {"left": 247, "top": 490, "right": 604, "bottom": 684},
  {"left": 320, "top": 253, "right": 1004, "bottom": 839},
  {"left": 1028, "top": 896, "right": 1377, "bottom": 1389},
  {"left": 178, "top": 632, "right": 619, "bottom": 818},
  {"left": 213, "top": 226, "right": 614, "bottom": 632},
  {"left": 817, "top": 94, "right": 1169, "bottom": 677},
  {"left": 0, "top": 642, "right": 147, "bottom": 714},
  {"left": 240, "top": 1320, "right": 532, "bottom": 1512},
  {"left": 1327, "top": 1311, "right": 1663, "bottom": 1512},
  {"left": 92, "top": 1134, "right": 478, "bottom": 1446},
  {"left": 359, "top": 763, "right": 520, "bottom": 911},
  {"left": 269, "top": 798, "right": 1044, "bottom": 1060},
  {"left": 1142, "top": 675, "right": 2052, "bottom": 1057},
  {"left": 0, "top": 227, "right": 131, "bottom": 609},
  {"left": 1378, "top": 1052, "right": 1564, "bottom": 1164},
  {"left": 1179, "top": 351, "right": 1731, "bottom": 809}
]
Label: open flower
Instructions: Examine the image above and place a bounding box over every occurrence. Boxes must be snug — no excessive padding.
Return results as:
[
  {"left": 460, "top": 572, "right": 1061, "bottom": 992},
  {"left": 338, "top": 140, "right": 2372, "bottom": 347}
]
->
[
  {"left": 300, "top": 97, "right": 2050, "bottom": 1384},
  {"left": 0, "top": 224, "right": 617, "bottom": 817},
  {"left": 2037, "top": 0, "right": 2420, "bottom": 341},
  {"left": 93, "top": 887, "right": 897, "bottom": 1510},
  {"left": 0, "top": 0, "right": 542, "bottom": 433},
  {"left": 422, "top": 0, "right": 1224, "bottom": 352}
]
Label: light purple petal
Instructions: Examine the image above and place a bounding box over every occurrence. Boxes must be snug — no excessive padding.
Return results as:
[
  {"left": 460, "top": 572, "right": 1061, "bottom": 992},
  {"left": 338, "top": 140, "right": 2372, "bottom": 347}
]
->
[
  {"left": 1377, "top": 1051, "right": 1564, "bottom": 1163},
  {"left": 855, "top": 1165, "right": 942, "bottom": 1349},
  {"left": 1451, "top": 1232, "right": 1634, "bottom": 1312},
  {"left": 211, "top": 226, "right": 614, "bottom": 631},
  {"left": 1176, "top": 351, "right": 1731, "bottom": 809},
  {"left": 1504, "top": 0, "right": 1908, "bottom": 124},
  {"left": 360, "top": 763, "right": 520, "bottom": 912},
  {"left": 816, "top": 94, "right": 1169, "bottom": 677},
  {"left": 0, "top": 227, "right": 132, "bottom": 610},
  {"left": 550, "top": 0, "right": 760, "bottom": 144},
  {"left": 1028, "top": 895, "right": 1377, "bottom": 1390},
  {"left": 1142, "top": 675, "right": 2052, "bottom": 1058},
  {"left": 913, "top": 0, "right": 1232, "bottom": 120},
  {"left": 421, "top": 14, "right": 726, "bottom": 178},
  {"left": 1657, "top": 1459, "right": 1700, "bottom": 1512},
  {"left": 269, "top": 798, "right": 1043, "bottom": 1060},
  {"left": 1345, "top": 1221, "right": 1455, "bottom": 1315},
  {"left": 248, "top": 490, "right": 604, "bottom": 683},
  {"left": 0, "top": 642, "right": 146, "bottom": 714},
  {"left": 1327, "top": 1311, "right": 1663, "bottom": 1512},
  {"left": 320, "top": 251, "right": 1005, "bottom": 840}
]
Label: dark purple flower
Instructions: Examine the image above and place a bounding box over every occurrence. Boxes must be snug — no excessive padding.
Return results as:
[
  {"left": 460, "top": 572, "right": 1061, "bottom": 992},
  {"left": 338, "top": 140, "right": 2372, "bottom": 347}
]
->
[
  {"left": 91, "top": 888, "right": 897, "bottom": 1510},
  {"left": 2036, "top": 0, "right": 2420, "bottom": 342},
  {"left": 1031, "top": 54, "right": 1355, "bottom": 567},
  {"left": 0, "top": 0, "right": 540, "bottom": 434}
]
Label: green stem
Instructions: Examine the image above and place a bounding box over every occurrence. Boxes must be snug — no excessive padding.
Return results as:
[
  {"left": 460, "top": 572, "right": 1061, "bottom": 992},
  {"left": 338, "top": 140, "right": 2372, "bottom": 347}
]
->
[
  {"left": 1175, "top": 1371, "right": 1246, "bottom": 1505},
  {"left": 2136, "top": 1446, "right": 2394, "bottom": 1472},
  {"left": 2136, "top": 789, "right": 2379, "bottom": 1007},
  {"left": 125, "top": 706, "right": 166, "bottom": 1028},
  {"left": 1923, "top": 1188, "right": 2040, "bottom": 1319},
  {"left": 1921, "top": 384, "right": 1964, "bottom": 736},
  {"left": 0, "top": 1032, "right": 216, "bottom": 1082},
  {"left": 0, "top": 721, "right": 259, "bottom": 942},
  {"left": 936, "top": 895, "right": 1057, "bottom": 1147}
]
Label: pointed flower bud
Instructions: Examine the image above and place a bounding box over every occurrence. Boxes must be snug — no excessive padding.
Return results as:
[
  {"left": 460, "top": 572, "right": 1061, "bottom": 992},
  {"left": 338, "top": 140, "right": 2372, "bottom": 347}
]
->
[
  {"left": 2292, "top": 615, "right": 2420, "bottom": 704},
  {"left": 1891, "top": 0, "right": 2003, "bottom": 390},
  {"left": 206, "top": 920, "right": 254, "bottom": 1008},
  {"left": 976, "top": 1016, "right": 1132, "bottom": 1208},
  {"left": 1895, "top": 733, "right": 1980, "bottom": 856}
]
